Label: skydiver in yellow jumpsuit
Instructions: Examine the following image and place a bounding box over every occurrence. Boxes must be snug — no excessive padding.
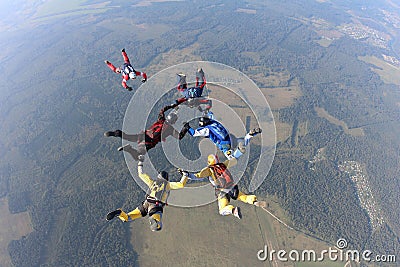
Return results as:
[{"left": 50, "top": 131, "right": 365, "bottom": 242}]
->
[
  {"left": 182, "top": 148, "right": 265, "bottom": 219},
  {"left": 106, "top": 158, "right": 188, "bottom": 231}
]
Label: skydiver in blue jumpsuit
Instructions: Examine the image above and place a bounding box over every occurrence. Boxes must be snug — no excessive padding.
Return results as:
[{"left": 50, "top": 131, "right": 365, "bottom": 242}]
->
[{"left": 179, "top": 112, "right": 262, "bottom": 158}]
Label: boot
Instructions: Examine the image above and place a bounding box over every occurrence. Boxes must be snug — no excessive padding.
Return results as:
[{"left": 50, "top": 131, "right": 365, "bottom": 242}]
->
[
  {"left": 104, "top": 130, "right": 122, "bottom": 137},
  {"left": 106, "top": 209, "right": 122, "bottom": 221}
]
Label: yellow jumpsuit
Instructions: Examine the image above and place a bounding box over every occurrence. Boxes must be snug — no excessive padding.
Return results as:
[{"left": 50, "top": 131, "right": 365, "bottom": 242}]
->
[
  {"left": 118, "top": 164, "right": 187, "bottom": 231},
  {"left": 193, "top": 157, "right": 257, "bottom": 216}
]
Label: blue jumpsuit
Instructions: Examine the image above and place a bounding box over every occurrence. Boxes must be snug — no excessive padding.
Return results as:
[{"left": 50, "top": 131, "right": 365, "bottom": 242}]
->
[{"left": 188, "top": 120, "right": 232, "bottom": 156}]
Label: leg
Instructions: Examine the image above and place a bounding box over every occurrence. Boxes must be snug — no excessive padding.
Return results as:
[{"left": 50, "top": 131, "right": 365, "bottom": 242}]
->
[
  {"left": 118, "top": 208, "right": 143, "bottom": 222},
  {"left": 118, "top": 142, "right": 147, "bottom": 160},
  {"left": 106, "top": 203, "right": 146, "bottom": 222},
  {"left": 197, "top": 98, "right": 212, "bottom": 113},
  {"left": 148, "top": 204, "right": 164, "bottom": 231},
  {"left": 118, "top": 145, "right": 141, "bottom": 160},
  {"left": 218, "top": 193, "right": 242, "bottom": 219},
  {"left": 119, "top": 201, "right": 149, "bottom": 222},
  {"left": 217, "top": 193, "right": 235, "bottom": 216},
  {"left": 244, "top": 128, "right": 262, "bottom": 146},
  {"left": 104, "top": 130, "right": 142, "bottom": 142},
  {"left": 176, "top": 73, "right": 187, "bottom": 91},
  {"left": 195, "top": 68, "right": 206, "bottom": 89},
  {"left": 233, "top": 128, "right": 262, "bottom": 158},
  {"left": 122, "top": 49, "right": 130, "bottom": 64},
  {"left": 237, "top": 191, "right": 257, "bottom": 205},
  {"left": 121, "top": 132, "right": 143, "bottom": 142}
]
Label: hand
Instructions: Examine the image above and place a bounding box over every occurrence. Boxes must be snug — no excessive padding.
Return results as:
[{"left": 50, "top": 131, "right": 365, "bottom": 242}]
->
[
  {"left": 177, "top": 168, "right": 188, "bottom": 177},
  {"left": 183, "top": 122, "right": 190, "bottom": 130},
  {"left": 138, "top": 155, "right": 145, "bottom": 163}
]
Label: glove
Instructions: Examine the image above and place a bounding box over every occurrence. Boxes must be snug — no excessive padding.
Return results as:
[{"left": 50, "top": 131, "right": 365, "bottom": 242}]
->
[
  {"left": 126, "top": 86, "right": 133, "bottom": 91},
  {"left": 141, "top": 78, "right": 147, "bottom": 83},
  {"left": 177, "top": 168, "right": 188, "bottom": 177},
  {"left": 183, "top": 122, "right": 190, "bottom": 131},
  {"left": 179, "top": 122, "right": 190, "bottom": 139},
  {"left": 138, "top": 155, "right": 145, "bottom": 162}
]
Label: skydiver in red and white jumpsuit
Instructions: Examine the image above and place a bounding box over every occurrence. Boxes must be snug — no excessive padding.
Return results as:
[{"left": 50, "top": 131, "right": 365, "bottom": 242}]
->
[{"left": 105, "top": 48, "right": 147, "bottom": 91}]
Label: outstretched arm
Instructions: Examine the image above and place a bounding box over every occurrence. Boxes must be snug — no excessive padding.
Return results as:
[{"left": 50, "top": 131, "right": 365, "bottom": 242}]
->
[
  {"left": 169, "top": 175, "right": 189, "bottom": 190},
  {"left": 223, "top": 157, "right": 238, "bottom": 169},
  {"left": 158, "top": 103, "right": 180, "bottom": 121},
  {"left": 137, "top": 161, "right": 153, "bottom": 187},
  {"left": 177, "top": 168, "right": 208, "bottom": 181},
  {"left": 171, "top": 127, "right": 181, "bottom": 140}
]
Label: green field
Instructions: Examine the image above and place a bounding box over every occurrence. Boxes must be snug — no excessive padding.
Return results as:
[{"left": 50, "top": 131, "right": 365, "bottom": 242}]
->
[
  {"left": 359, "top": 56, "right": 400, "bottom": 86},
  {"left": 0, "top": 198, "right": 32, "bottom": 267}
]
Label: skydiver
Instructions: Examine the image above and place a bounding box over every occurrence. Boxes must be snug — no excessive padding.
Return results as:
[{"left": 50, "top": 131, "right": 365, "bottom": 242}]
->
[
  {"left": 174, "top": 68, "right": 212, "bottom": 113},
  {"left": 180, "top": 151, "right": 265, "bottom": 220},
  {"left": 104, "top": 103, "right": 185, "bottom": 160},
  {"left": 106, "top": 157, "right": 188, "bottom": 231},
  {"left": 104, "top": 48, "right": 147, "bottom": 91},
  {"left": 179, "top": 112, "right": 262, "bottom": 159}
]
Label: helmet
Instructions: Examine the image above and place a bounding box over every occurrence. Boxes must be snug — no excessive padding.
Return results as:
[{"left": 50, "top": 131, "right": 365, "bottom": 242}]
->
[
  {"left": 158, "top": 171, "right": 169, "bottom": 181},
  {"left": 199, "top": 116, "right": 211, "bottom": 127},
  {"left": 207, "top": 154, "right": 219, "bottom": 166},
  {"left": 166, "top": 112, "right": 178, "bottom": 124},
  {"left": 129, "top": 72, "right": 136, "bottom": 80}
]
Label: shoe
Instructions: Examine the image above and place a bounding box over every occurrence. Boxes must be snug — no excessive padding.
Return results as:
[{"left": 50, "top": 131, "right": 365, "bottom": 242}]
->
[
  {"left": 249, "top": 128, "right": 262, "bottom": 137},
  {"left": 254, "top": 201, "right": 267, "bottom": 208},
  {"left": 106, "top": 209, "right": 122, "bottom": 221},
  {"left": 238, "top": 142, "right": 245, "bottom": 153},
  {"left": 126, "top": 86, "right": 133, "bottom": 91},
  {"left": 118, "top": 144, "right": 130, "bottom": 151},
  {"left": 104, "top": 130, "right": 122, "bottom": 137},
  {"left": 121, "top": 48, "right": 125, "bottom": 53},
  {"left": 104, "top": 60, "right": 110, "bottom": 64},
  {"left": 149, "top": 217, "right": 161, "bottom": 231},
  {"left": 177, "top": 72, "right": 186, "bottom": 78},
  {"left": 233, "top": 207, "right": 242, "bottom": 219}
]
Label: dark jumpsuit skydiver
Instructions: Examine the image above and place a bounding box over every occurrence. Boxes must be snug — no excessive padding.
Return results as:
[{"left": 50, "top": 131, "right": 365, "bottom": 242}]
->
[
  {"left": 104, "top": 103, "right": 185, "bottom": 160},
  {"left": 174, "top": 68, "right": 212, "bottom": 113},
  {"left": 106, "top": 161, "right": 188, "bottom": 231},
  {"left": 105, "top": 48, "right": 147, "bottom": 91}
]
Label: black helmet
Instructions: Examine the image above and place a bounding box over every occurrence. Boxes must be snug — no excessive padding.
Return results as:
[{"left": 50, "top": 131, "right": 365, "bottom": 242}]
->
[
  {"left": 199, "top": 116, "right": 211, "bottom": 127},
  {"left": 166, "top": 112, "right": 178, "bottom": 124},
  {"left": 158, "top": 171, "right": 169, "bottom": 181}
]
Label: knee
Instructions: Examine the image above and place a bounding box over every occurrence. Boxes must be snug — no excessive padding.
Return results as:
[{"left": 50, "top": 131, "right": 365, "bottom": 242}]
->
[
  {"left": 219, "top": 206, "right": 233, "bottom": 216},
  {"left": 247, "top": 195, "right": 257, "bottom": 204}
]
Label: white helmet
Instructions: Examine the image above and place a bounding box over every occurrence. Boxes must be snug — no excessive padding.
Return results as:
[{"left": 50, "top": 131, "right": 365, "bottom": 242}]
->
[{"left": 129, "top": 72, "right": 136, "bottom": 80}]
